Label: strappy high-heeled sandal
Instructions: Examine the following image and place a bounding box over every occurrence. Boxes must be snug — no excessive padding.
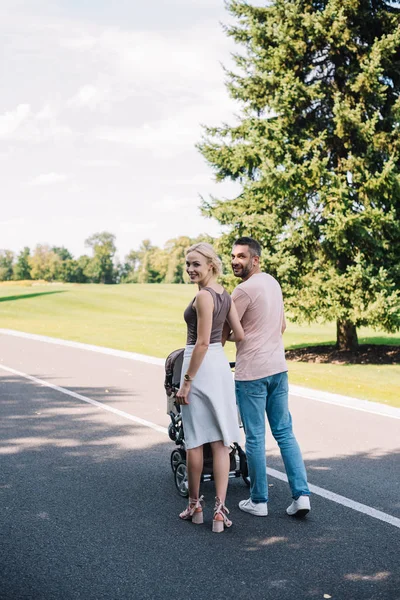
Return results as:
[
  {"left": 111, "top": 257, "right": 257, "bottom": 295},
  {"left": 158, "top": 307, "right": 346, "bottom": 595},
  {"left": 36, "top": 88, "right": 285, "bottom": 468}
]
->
[
  {"left": 179, "top": 495, "right": 204, "bottom": 524},
  {"left": 212, "top": 496, "right": 232, "bottom": 533}
]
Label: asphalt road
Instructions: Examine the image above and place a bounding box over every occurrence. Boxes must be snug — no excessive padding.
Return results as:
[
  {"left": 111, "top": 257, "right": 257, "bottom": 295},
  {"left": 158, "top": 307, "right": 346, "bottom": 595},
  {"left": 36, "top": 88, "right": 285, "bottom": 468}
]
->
[{"left": 0, "top": 333, "right": 399, "bottom": 600}]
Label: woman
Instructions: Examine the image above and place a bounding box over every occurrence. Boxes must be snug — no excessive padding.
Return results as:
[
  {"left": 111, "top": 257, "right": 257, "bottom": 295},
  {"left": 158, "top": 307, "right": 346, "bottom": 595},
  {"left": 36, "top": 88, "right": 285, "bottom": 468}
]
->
[{"left": 175, "top": 242, "right": 244, "bottom": 533}]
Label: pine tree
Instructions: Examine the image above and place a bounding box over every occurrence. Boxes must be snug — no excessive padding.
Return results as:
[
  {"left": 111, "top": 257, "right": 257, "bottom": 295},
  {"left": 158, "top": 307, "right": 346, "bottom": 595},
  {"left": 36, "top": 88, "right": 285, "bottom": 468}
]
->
[{"left": 199, "top": 0, "right": 400, "bottom": 349}]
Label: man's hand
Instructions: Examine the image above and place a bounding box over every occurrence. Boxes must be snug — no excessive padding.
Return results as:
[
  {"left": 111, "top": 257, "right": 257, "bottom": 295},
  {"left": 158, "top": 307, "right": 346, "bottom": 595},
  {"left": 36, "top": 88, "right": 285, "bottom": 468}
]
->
[{"left": 175, "top": 381, "right": 191, "bottom": 405}]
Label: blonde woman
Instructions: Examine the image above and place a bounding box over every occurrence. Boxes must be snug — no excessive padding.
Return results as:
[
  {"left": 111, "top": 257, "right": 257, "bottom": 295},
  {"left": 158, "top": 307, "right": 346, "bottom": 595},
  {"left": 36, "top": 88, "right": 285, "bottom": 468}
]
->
[{"left": 175, "top": 243, "right": 244, "bottom": 533}]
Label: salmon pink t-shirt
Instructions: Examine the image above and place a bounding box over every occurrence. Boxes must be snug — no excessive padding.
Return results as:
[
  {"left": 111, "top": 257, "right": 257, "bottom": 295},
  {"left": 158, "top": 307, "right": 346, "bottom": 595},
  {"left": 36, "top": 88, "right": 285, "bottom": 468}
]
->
[{"left": 232, "top": 272, "right": 287, "bottom": 381}]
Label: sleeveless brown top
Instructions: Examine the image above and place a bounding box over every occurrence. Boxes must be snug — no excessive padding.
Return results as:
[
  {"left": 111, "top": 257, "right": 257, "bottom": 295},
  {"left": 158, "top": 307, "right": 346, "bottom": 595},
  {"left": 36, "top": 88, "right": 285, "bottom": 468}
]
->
[{"left": 184, "top": 287, "right": 232, "bottom": 345}]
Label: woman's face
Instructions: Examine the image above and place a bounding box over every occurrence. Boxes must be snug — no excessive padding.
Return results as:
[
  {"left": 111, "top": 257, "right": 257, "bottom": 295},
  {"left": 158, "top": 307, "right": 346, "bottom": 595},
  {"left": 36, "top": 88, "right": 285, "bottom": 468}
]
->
[{"left": 186, "top": 251, "right": 212, "bottom": 284}]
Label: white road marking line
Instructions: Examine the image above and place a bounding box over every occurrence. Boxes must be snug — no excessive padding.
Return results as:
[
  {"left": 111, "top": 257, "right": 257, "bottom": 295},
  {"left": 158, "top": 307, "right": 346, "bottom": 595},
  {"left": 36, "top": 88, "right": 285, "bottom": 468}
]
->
[
  {"left": 0, "top": 329, "right": 165, "bottom": 366},
  {"left": 267, "top": 468, "right": 400, "bottom": 530},
  {"left": 1, "top": 328, "right": 399, "bottom": 419},
  {"left": 0, "top": 364, "right": 167, "bottom": 435},
  {"left": 1, "top": 363, "right": 400, "bottom": 530},
  {"left": 289, "top": 385, "right": 400, "bottom": 420}
]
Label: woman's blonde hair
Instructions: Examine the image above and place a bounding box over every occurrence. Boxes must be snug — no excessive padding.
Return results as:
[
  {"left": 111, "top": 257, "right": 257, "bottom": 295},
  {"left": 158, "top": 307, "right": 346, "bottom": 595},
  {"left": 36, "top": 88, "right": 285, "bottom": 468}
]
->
[{"left": 186, "top": 242, "right": 223, "bottom": 277}]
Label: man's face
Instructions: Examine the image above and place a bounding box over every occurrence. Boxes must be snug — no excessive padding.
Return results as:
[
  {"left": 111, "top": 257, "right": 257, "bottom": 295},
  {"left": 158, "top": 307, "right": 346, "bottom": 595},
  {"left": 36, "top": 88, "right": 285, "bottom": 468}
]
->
[{"left": 231, "top": 244, "right": 258, "bottom": 280}]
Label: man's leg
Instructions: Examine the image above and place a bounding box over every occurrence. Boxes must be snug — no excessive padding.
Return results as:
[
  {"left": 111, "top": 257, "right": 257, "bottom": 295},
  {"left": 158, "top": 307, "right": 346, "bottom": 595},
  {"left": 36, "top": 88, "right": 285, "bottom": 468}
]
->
[
  {"left": 266, "top": 372, "right": 310, "bottom": 500},
  {"left": 236, "top": 379, "right": 268, "bottom": 504}
]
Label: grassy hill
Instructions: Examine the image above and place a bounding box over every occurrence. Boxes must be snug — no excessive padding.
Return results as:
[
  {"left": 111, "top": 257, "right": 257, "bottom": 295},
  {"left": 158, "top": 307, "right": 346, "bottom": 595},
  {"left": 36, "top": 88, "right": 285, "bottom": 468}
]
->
[{"left": 1, "top": 282, "right": 398, "bottom": 407}]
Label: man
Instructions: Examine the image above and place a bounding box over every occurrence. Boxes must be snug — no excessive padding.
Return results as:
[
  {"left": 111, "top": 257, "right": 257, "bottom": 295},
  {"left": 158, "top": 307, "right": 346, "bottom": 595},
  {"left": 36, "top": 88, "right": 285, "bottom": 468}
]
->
[{"left": 227, "top": 236, "right": 310, "bottom": 517}]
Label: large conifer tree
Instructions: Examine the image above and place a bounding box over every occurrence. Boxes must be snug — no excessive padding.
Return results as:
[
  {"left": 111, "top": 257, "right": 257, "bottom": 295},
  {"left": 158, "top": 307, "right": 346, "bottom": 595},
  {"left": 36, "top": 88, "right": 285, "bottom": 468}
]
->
[{"left": 199, "top": 0, "right": 400, "bottom": 349}]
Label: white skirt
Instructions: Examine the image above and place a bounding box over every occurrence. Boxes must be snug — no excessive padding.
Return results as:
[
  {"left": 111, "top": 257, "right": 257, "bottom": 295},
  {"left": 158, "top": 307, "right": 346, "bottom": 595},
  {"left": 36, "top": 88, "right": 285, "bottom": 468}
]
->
[{"left": 180, "top": 343, "right": 240, "bottom": 449}]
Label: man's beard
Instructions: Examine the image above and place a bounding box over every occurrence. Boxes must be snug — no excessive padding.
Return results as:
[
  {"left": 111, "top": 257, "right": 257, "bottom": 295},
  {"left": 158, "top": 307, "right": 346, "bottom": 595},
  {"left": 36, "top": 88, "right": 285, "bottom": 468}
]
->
[{"left": 233, "top": 263, "right": 252, "bottom": 279}]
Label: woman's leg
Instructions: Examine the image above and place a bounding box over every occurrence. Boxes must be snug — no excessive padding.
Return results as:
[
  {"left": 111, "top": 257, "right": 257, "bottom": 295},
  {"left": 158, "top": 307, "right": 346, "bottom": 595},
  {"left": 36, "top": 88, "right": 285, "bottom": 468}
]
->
[
  {"left": 187, "top": 445, "right": 203, "bottom": 499},
  {"left": 210, "top": 441, "right": 231, "bottom": 504},
  {"left": 179, "top": 445, "right": 205, "bottom": 522}
]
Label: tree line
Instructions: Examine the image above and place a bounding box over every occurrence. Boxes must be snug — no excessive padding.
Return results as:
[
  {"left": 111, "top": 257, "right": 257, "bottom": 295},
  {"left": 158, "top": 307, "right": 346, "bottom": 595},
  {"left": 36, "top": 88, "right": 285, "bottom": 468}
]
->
[{"left": 0, "top": 232, "right": 211, "bottom": 285}]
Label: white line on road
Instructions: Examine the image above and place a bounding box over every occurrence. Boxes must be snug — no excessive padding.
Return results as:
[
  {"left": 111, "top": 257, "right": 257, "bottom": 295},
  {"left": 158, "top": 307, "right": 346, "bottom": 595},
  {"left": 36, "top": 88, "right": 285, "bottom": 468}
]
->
[
  {"left": 1, "top": 362, "right": 400, "bottom": 531},
  {"left": 1, "top": 328, "right": 399, "bottom": 419},
  {"left": 266, "top": 468, "right": 400, "bottom": 530},
  {"left": 0, "top": 364, "right": 168, "bottom": 435}
]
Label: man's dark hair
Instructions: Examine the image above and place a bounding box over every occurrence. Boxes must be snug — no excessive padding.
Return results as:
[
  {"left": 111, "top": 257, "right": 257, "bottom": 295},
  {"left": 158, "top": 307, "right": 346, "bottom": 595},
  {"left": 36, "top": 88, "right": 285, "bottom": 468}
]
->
[{"left": 233, "top": 236, "right": 262, "bottom": 257}]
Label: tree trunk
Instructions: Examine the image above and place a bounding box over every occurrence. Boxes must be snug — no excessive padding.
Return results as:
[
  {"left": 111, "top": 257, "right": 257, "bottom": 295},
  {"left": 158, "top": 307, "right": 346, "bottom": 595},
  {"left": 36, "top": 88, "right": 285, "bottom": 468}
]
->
[{"left": 336, "top": 319, "right": 358, "bottom": 351}]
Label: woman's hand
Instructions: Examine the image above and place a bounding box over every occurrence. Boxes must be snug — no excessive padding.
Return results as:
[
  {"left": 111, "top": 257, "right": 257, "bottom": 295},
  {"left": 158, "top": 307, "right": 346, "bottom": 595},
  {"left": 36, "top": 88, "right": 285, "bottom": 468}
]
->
[{"left": 175, "top": 381, "right": 191, "bottom": 405}]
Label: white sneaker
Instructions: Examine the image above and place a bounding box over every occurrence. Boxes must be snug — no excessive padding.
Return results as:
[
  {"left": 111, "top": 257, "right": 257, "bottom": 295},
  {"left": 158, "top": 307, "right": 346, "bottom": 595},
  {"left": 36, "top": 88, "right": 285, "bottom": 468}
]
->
[
  {"left": 239, "top": 498, "right": 268, "bottom": 516},
  {"left": 286, "top": 495, "right": 310, "bottom": 518}
]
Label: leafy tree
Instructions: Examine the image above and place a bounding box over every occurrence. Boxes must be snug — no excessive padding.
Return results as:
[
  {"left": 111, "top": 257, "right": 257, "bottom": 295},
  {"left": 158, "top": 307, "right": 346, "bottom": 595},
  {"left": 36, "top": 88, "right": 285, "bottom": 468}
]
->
[
  {"left": 164, "top": 236, "right": 193, "bottom": 283},
  {"left": 75, "top": 255, "right": 91, "bottom": 283},
  {"left": 123, "top": 240, "right": 183, "bottom": 283},
  {"left": 120, "top": 250, "right": 140, "bottom": 283},
  {"left": 85, "top": 232, "right": 116, "bottom": 284},
  {"left": 148, "top": 247, "right": 169, "bottom": 283},
  {"left": 0, "top": 250, "right": 14, "bottom": 281},
  {"left": 51, "top": 246, "right": 73, "bottom": 262},
  {"left": 164, "top": 235, "right": 216, "bottom": 283},
  {"left": 199, "top": 0, "right": 400, "bottom": 350},
  {"left": 135, "top": 240, "right": 165, "bottom": 283},
  {"left": 56, "top": 259, "right": 83, "bottom": 283},
  {"left": 123, "top": 235, "right": 215, "bottom": 284},
  {"left": 14, "top": 247, "right": 32, "bottom": 280},
  {"left": 29, "top": 245, "right": 62, "bottom": 281}
]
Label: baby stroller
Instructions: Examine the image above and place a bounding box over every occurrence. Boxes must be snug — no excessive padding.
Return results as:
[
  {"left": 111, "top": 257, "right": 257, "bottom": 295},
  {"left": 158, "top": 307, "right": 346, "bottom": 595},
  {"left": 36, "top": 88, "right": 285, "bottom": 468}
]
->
[{"left": 165, "top": 348, "right": 250, "bottom": 497}]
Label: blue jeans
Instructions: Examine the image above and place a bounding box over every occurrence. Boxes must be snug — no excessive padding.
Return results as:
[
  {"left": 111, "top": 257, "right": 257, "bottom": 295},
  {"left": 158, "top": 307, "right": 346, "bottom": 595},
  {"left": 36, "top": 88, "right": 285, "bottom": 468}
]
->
[{"left": 236, "top": 372, "right": 310, "bottom": 503}]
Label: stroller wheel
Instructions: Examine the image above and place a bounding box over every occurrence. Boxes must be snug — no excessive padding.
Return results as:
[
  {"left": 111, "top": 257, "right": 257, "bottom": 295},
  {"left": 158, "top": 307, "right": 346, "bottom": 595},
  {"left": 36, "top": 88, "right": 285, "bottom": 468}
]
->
[
  {"left": 168, "top": 422, "right": 177, "bottom": 441},
  {"left": 174, "top": 461, "right": 189, "bottom": 498},
  {"left": 170, "top": 448, "right": 186, "bottom": 472}
]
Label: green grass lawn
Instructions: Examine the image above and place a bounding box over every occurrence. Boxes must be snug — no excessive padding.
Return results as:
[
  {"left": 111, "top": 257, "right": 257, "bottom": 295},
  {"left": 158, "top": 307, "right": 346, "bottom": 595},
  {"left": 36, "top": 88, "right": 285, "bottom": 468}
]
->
[{"left": 1, "top": 281, "right": 399, "bottom": 407}]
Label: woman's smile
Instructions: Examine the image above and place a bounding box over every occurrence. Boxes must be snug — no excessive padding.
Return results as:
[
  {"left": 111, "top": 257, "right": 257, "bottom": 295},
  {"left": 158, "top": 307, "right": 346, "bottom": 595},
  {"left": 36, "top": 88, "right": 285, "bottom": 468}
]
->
[{"left": 186, "top": 250, "right": 213, "bottom": 285}]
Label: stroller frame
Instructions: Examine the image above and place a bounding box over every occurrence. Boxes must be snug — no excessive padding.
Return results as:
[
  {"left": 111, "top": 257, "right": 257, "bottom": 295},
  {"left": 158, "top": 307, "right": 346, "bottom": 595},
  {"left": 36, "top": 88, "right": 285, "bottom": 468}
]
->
[{"left": 165, "top": 348, "right": 250, "bottom": 498}]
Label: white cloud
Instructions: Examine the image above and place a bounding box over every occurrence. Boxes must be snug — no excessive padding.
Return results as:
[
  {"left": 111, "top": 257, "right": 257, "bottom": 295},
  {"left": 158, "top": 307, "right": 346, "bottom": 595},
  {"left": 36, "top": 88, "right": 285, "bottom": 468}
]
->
[
  {"left": 36, "top": 104, "right": 56, "bottom": 120},
  {"left": 59, "top": 20, "right": 236, "bottom": 109},
  {"left": 118, "top": 222, "right": 157, "bottom": 234},
  {"left": 172, "top": 174, "right": 216, "bottom": 186},
  {"left": 0, "top": 102, "right": 74, "bottom": 142},
  {"left": 81, "top": 159, "right": 121, "bottom": 167},
  {"left": 29, "top": 172, "right": 69, "bottom": 186},
  {"left": 0, "top": 217, "right": 26, "bottom": 227},
  {"left": 67, "top": 85, "right": 109, "bottom": 110},
  {"left": 95, "top": 118, "right": 199, "bottom": 158},
  {"left": 0, "top": 2, "right": 241, "bottom": 257},
  {"left": 94, "top": 86, "right": 236, "bottom": 158},
  {"left": 0, "top": 104, "right": 31, "bottom": 138},
  {"left": 152, "top": 197, "right": 191, "bottom": 212},
  {"left": 61, "top": 35, "right": 97, "bottom": 50}
]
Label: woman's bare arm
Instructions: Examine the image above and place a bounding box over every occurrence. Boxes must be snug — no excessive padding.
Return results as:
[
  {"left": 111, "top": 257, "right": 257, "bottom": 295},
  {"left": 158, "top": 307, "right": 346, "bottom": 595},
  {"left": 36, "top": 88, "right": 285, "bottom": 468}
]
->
[{"left": 175, "top": 290, "right": 213, "bottom": 405}]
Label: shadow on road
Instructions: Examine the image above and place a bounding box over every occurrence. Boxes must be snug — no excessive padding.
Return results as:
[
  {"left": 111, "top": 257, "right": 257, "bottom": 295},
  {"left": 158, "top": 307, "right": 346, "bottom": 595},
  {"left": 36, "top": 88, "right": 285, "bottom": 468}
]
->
[{"left": 0, "top": 374, "right": 399, "bottom": 600}]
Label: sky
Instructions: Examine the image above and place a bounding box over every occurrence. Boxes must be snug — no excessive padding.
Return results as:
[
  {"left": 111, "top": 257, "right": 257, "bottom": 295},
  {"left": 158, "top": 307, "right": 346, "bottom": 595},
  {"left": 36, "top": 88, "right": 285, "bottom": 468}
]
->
[{"left": 0, "top": 0, "right": 257, "bottom": 262}]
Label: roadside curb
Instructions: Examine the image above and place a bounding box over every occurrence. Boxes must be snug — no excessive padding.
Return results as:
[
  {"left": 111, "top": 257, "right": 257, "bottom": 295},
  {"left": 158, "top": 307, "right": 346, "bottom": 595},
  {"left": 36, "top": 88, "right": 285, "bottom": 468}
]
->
[
  {"left": 1, "top": 328, "right": 399, "bottom": 419},
  {"left": 289, "top": 384, "right": 400, "bottom": 419}
]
